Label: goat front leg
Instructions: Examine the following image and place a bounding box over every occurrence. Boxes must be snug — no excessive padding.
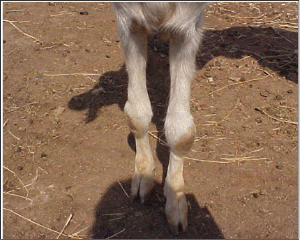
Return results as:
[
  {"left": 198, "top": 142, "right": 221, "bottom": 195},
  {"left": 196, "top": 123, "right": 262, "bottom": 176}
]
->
[
  {"left": 119, "top": 24, "right": 155, "bottom": 203},
  {"left": 164, "top": 30, "right": 202, "bottom": 234}
]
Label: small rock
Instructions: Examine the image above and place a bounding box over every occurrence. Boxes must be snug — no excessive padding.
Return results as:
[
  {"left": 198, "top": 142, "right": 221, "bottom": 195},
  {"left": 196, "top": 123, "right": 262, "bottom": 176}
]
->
[
  {"left": 287, "top": 89, "right": 293, "bottom": 94},
  {"left": 252, "top": 192, "right": 259, "bottom": 198},
  {"left": 17, "top": 166, "right": 24, "bottom": 171},
  {"left": 255, "top": 118, "right": 262, "bottom": 123},
  {"left": 276, "top": 164, "right": 284, "bottom": 170},
  {"left": 79, "top": 11, "right": 89, "bottom": 15},
  {"left": 85, "top": 48, "right": 90, "bottom": 53},
  {"left": 259, "top": 189, "right": 267, "bottom": 195},
  {"left": 15, "top": 147, "right": 22, "bottom": 153},
  {"left": 105, "top": 54, "right": 111, "bottom": 58},
  {"left": 3, "top": 40, "right": 6, "bottom": 44},
  {"left": 275, "top": 94, "right": 283, "bottom": 100},
  {"left": 41, "top": 153, "right": 48, "bottom": 158},
  {"left": 53, "top": 107, "right": 65, "bottom": 120},
  {"left": 260, "top": 90, "right": 271, "bottom": 97}
]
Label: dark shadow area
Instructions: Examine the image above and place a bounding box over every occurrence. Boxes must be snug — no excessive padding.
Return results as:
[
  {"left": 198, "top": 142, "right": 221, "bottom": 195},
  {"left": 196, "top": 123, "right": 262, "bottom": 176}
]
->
[
  {"left": 68, "top": 26, "right": 297, "bottom": 238},
  {"left": 89, "top": 179, "right": 224, "bottom": 239},
  {"left": 199, "top": 26, "right": 297, "bottom": 84}
]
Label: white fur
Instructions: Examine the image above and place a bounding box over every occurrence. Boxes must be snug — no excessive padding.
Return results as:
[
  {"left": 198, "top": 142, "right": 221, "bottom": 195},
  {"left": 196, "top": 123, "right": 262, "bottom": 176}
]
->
[{"left": 112, "top": 2, "right": 209, "bottom": 234}]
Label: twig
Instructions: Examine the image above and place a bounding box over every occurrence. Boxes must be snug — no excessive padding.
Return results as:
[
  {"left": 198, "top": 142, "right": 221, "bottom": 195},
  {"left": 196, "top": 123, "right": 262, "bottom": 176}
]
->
[
  {"left": 3, "top": 208, "right": 69, "bottom": 238},
  {"left": 25, "top": 167, "right": 48, "bottom": 188},
  {"left": 3, "top": 166, "right": 29, "bottom": 197},
  {"left": 118, "top": 181, "right": 129, "bottom": 199},
  {"left": 185, "top": 157, "right": 230, "bottom": 164},
  {"left": 3, "top": 19, "right": 42, "bottom": 44},
  {"left": 257, "top": 108, "right": 298, "bottom": 125},
  {"left": 69, "top": 225, "right": 90, "bottom": 238},
  {"left": 148, "top": 131, "right": 168, "bottom": 146},
  {"left": 101, "top": 213, "right": 126, "bottom": 216},
  {"left": 3, "top": 192, "right": 33, "bottom": 204},
  {"left": 220, "top": 98, "right": 241, "bottom": 122},
  {"left": 7, "top": 130, "right": 20, "bottom": 140},
  {"left": 106, "top": 228, "right": 126, "bottom": 239},
  {"left": 3, "top": 119, "right": 9, "bottom": 127},
  {"left": 109, "top": 216, "right": 125, "bottom": 222},
  {"left": 56, "top": 214, "right": 73, "bottom": 239},
  {"left": 210, "top": 75, "right": 271, "bottom": 95},
  {"left": 43, "top": 73, "right": 99, "bottom": 77}
]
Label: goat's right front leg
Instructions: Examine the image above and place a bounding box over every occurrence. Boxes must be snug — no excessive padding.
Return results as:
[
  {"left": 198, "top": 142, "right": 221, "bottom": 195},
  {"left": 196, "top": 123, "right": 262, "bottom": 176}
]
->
[{"left": 120, "top": 24, "right": 154, "bottom": 203}]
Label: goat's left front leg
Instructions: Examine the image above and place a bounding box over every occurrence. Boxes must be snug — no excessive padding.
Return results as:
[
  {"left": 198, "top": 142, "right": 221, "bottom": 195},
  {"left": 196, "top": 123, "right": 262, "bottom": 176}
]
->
[
  {"left": 119, "top": 24, "right": 155, "bottom": 203},
  {"left": 164, "top": 30, "right": 202, "bottom": 235}
]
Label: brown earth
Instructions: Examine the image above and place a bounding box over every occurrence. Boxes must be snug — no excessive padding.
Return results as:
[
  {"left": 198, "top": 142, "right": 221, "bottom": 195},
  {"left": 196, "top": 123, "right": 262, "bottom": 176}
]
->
[{"left": 2, "top": 2, "right": 298, "bottom": 239}]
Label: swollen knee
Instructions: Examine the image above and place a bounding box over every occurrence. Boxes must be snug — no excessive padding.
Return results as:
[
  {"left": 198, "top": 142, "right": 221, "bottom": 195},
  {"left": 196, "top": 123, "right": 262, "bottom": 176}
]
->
[
  {"left": 124, "top": 100, "right": 152, "bottom": 138},
  {"left": 165, "top": 114, "right": 195, "bottom": 155}
]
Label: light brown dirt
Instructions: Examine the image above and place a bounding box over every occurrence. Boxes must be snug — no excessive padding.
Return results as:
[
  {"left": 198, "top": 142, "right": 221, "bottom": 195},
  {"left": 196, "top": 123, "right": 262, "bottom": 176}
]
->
[{"left": 3, "top": 2, "right": 298, "bottom": 239}]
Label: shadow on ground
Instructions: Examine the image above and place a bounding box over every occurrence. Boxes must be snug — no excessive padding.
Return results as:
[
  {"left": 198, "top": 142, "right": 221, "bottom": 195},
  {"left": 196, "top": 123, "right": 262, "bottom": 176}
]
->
[{"left": 89, "top": 179, "right": 224, "bottom": 239}]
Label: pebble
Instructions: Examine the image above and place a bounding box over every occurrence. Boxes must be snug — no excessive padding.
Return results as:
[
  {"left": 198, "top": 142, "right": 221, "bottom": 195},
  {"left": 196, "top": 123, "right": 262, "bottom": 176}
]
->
[
  {"left": 260, "top": 90, "right": 271, "bottom": 97},
  {"left": 276, "top": 164, "right": 284, "bottom": 170},
  {"left": 79, "top": 11, "right": 89, "bottom": 15},
  {"left": 17, "top": 166, "right": 24, "bottom": 171},
  {"left": 275, "top": 94, "right": 283, "bottom": 100},
  {"left": 15, "top": 147, "right": 22, "bottom": 153},
  {"left": 255, "top": 118, "right": 263, "bottom": 124}
]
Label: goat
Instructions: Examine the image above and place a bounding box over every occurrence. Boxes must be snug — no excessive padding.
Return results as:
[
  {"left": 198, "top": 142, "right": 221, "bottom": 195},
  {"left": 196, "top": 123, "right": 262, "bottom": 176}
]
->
[{"left": 112, "top": 2, "right": 209, "bottom": 235}]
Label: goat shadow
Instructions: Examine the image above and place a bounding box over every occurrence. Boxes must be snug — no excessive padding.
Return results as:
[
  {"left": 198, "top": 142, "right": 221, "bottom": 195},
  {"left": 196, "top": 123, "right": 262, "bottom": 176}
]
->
[
  {"left": 89, "top": 179, "right": 224, "bottom": 239},
  {"left": 68, "top": 26, "right": 297, "bottom": 238}
]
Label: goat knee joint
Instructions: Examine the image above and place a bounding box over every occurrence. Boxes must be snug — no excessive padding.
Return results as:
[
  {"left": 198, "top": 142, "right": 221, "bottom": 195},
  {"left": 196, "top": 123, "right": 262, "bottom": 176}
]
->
[
  {"left": 125, "top": 101, "right": 152, "bottom": 138},
  {"left": 165, "top": 115, "right": 195, "bottom": 154}
]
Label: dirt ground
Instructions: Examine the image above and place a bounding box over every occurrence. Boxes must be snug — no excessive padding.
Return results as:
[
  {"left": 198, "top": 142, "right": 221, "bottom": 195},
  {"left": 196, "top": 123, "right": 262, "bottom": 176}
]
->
[{"left": 2, "top": 2, "right": 298, "bottom": 239}]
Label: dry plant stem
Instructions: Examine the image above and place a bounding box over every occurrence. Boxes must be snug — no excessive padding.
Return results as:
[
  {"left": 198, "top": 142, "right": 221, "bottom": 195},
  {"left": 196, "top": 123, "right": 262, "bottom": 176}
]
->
[
  {"left": 4, "top": 192, "right": 33, "bottom": 204},
  {"left": 7, "top": 130, "right": 20, "bottom": 140},
  {"left": 148, "top": 131, "right": 168, "bottom": 146},
  {"left": 258, "top": 108, "right": 298, "bottom": 125},
  {"left": 44, "top": 73, "right": 99, "bottom": 77},
  {"left": 185, "top": 157, "right": 230, "bottom": 164},
  {"left": 117, "top": 181, "right": 129, "bottom": 199},
  {"left": 3, "top": 20, "right": 42, "bottom": 44},
  {"left": 106, "top": 228, "right": 126, "bottom": 239},
  {"left": 69, "top": 225, "right": 90, "bottom": 238},
  {"left": 3, "top": 208, "right": 70, "bottom": 238},
  {"left": 210, "top": 75, "right": 271, "bottom": 95},
  {"left": 3, "top": 166, "right": 29, "bottom": 197},
  {"left": 3, "top": 119, "right": 9, "bottom": 127},
  {"left": 101, "top": 213, "right": 126, "bottom": 216},
  {"left": 25, "top": 167, "right": 48, "bottom": 188},
  {"left": 56, "top": 214, "right": 73, "bottom": 239}
]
